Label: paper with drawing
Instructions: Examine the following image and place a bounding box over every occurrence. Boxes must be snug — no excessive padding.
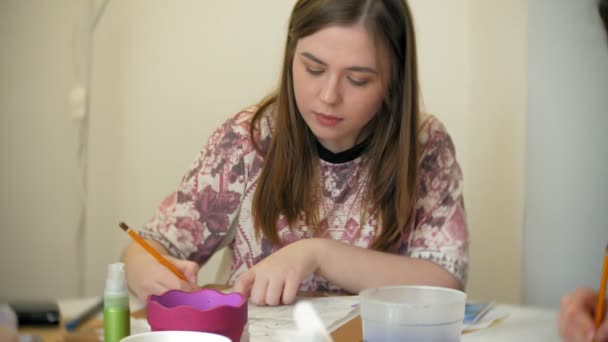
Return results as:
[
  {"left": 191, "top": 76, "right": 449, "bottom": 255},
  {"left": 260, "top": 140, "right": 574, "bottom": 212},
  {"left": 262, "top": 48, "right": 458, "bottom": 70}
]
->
[{"left": 247, "top": 296, "right": 360, "bottom": 340}]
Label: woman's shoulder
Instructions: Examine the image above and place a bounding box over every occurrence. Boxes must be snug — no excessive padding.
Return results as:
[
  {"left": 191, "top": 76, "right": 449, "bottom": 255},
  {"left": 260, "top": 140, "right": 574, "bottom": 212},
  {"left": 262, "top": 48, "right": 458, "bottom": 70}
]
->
[
  {"left": 210, "top": 104, "right": 274, "bottom": 145},
  {"left": 225, "top": 104, "right": 274, "bottom": 140},
  {"left": 415, "top": 112, "right": 464, "bottom": 199},
  {"left": 223, "top": 105, "right": 257, "bottom": 134},
  {"left": 417, "top": 112, "right": 454, "bottom": 152}
]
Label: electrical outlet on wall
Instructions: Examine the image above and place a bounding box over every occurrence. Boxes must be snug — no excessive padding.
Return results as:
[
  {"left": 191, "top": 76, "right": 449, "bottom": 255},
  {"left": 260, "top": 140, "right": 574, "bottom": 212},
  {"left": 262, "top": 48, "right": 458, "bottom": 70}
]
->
[{"left": 68, "top": 83, "right": 87, "bottom": 122}]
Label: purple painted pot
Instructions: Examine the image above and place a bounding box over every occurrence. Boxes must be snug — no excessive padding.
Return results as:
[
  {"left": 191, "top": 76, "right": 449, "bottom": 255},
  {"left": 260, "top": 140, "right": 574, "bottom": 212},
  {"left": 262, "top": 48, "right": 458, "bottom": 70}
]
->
[{"left": 147, "top": 289, "right": 247, "bottom": 342}]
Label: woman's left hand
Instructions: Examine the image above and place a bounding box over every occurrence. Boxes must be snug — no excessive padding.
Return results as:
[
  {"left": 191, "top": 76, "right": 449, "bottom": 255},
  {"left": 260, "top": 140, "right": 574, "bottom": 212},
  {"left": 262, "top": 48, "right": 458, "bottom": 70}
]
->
[{"left": 233, "top": 238, "right": 323, "bottom": 306}]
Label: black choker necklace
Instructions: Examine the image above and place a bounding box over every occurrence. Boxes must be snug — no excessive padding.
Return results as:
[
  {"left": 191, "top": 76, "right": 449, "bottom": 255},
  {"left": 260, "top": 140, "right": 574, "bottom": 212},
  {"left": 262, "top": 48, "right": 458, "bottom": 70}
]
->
[{"left": 316, "top": 139, "right": 369, "bottom": 164}]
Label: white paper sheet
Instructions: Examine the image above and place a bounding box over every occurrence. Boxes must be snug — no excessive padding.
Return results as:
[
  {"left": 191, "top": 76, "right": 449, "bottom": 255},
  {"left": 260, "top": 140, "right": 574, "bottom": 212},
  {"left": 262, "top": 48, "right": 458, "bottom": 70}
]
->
[
  {"left": 462, "top": 308, "right": 509, "bottom": 333},
  {"left": 247, "top": 296, "right": 360, "bottom": 341}
]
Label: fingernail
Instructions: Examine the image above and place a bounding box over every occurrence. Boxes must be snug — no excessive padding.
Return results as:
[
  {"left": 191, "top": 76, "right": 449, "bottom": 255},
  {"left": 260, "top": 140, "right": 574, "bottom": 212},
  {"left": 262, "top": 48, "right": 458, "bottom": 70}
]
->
[{"left": 586, "top": 328, "right": 595, "bottom": 341}]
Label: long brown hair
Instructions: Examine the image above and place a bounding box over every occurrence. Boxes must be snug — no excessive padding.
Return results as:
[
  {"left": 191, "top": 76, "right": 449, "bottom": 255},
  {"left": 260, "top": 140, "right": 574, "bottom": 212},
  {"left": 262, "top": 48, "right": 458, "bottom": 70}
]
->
[{"left": 249, "top": 0, "right": 420, "bottom": 251}]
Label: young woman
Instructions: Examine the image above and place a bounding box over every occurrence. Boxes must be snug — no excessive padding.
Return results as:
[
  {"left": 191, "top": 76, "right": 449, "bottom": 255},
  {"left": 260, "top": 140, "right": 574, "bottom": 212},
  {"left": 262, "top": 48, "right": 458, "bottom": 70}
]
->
[{"left": 122, "top": 0, "right": 469, "bottom": 306}]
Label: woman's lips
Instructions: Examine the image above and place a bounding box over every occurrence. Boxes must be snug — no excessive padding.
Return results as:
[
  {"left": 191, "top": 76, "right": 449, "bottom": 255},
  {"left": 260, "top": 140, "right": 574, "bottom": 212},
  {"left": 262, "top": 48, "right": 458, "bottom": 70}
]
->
[{"left": 313, "top": 112, "right": 343, "bottom": 127}]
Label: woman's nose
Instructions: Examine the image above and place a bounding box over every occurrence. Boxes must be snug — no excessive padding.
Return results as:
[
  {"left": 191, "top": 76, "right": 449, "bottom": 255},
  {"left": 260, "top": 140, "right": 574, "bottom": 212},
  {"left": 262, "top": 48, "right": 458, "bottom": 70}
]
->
[{"left": 319, "top": 75, "right": 340, "bottom": 105}]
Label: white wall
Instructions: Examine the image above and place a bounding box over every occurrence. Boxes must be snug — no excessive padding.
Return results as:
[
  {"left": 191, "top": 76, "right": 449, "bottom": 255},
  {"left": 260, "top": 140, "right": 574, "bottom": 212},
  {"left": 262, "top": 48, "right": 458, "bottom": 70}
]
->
[
  {"left": 0, "top": 0, "right": 85, "bottom": 299},
  {"left": 523, "top": 0, "right": 608, "bottom": 308},
  {"left": 2, "top": 1, "right": 527, "bottom": 303}
]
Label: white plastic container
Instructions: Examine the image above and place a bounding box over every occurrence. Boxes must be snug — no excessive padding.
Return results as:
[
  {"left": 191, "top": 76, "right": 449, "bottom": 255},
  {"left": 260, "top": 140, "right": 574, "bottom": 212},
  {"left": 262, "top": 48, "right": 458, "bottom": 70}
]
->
[{"left": 360, "top": 286, "right": 466, "bottom": 342}]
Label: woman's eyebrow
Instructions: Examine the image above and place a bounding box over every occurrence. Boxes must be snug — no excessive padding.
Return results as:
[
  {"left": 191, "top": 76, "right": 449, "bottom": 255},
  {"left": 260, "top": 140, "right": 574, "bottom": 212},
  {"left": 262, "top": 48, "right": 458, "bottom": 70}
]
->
[{"left": 300, "top": 52, "right": 378, "bottom": 74}]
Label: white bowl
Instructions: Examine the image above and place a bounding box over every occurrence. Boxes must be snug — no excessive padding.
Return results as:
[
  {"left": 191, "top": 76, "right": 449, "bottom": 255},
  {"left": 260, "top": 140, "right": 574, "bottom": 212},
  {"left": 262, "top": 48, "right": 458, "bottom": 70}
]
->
[{"left": 120, "top": 331, "right": 231, "bottom": 342}]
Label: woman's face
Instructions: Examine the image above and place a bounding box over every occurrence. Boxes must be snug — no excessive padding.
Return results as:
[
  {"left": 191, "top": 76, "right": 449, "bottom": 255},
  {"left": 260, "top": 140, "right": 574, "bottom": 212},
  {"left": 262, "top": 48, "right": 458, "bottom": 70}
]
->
[{"left": 292, "top": 23, "right": 390, "bottom": 153}]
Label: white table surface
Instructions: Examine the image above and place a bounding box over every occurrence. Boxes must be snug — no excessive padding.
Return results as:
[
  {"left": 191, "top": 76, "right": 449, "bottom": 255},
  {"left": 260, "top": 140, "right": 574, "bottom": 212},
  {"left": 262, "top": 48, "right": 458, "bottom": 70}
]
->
[
  {"left": 462, "top": 304, "right": 560, "bottom": 341},
  {"left": 58, "top": 299, "right": 561, "bottom": 341}
]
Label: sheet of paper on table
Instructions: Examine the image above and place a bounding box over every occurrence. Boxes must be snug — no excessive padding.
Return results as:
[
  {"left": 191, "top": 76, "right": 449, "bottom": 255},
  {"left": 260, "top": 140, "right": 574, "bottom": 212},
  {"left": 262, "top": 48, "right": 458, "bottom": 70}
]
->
[
  {"left": 462, "top": 308, "right": 509, "bottom": 333},
  {"left": 247, "top": 296, "right": 360, "bottom": 341}
]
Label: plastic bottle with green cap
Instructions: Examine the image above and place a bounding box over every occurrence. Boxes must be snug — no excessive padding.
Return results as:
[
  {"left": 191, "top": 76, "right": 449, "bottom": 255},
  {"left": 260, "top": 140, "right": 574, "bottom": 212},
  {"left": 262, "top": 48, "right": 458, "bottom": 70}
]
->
[{"left": 104, "top": 262, "right": 130, "bottom": 342}]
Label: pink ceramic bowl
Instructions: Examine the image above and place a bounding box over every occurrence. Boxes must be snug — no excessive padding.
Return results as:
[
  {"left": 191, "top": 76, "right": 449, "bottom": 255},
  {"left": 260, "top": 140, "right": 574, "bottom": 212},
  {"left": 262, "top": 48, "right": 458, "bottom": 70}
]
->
[{"left": 147, "top": 289, "right": 247, "bottom": 342}]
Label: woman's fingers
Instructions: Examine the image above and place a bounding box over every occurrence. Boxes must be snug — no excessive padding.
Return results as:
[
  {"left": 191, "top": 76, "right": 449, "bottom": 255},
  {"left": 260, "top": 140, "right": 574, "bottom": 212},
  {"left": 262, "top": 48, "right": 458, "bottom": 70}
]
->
[
  {"left": 250, "top": 275, "right": 269, "bottom": 306},
  {"left": 235, "top": 269, "right": 294, "bottom": 306},
  {"left": 282, "top": 269, "right": 299, "bottom": 305},
  {"left": 234, "top": 270, "right": 255, "bottom": 297},
  {"left": 265, "top": 277, "right": 285, "bottom": 306},
  {"left": 165, "top": 255, "right": 200, "bottom": 284},
  {"left": 597, "top": 319, "right": 608, "bottom": 342}
]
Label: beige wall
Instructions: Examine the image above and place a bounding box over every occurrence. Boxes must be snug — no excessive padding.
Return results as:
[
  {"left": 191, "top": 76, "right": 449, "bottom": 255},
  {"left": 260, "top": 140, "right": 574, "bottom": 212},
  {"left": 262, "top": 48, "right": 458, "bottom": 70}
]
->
[
  {"left": 0, "top": 0, "right": 85, "bottom": 299},
  {"left": 1, "top": 1, "right": 526, "bottom": 303},
  {"left": 467, "top": 0, "right": 526, "bottom": 303},
  {"left": 409, "top": 1, "right": 526, "bottom": 303}
]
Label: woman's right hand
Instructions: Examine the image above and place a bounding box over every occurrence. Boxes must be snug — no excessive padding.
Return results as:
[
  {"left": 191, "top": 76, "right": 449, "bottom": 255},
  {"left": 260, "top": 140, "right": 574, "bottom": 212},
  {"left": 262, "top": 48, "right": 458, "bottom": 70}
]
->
[{"left": 122, "top": 240, "right": 200, "bottom": 302}]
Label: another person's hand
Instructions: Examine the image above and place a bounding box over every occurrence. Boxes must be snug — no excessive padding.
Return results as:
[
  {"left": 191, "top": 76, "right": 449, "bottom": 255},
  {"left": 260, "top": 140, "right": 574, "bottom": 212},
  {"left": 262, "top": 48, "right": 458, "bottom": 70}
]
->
[
  {"left": 233, "top": 239, "right": 322, "bottom": 306},
  {"left": 0, "top": 324, "right": 18, "bottom": 342},
  {"left": 122, "top": 241, "right": 200, "bottom": 302},
  {"left": 558, "top": 287, "right": 608, "bottom": 342}
]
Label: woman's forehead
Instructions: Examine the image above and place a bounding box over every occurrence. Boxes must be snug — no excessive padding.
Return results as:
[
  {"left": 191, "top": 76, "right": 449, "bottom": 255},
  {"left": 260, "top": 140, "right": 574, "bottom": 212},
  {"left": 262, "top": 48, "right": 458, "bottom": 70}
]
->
[{"left": 294, "top": 24, "right": 387, "bottom": 69}]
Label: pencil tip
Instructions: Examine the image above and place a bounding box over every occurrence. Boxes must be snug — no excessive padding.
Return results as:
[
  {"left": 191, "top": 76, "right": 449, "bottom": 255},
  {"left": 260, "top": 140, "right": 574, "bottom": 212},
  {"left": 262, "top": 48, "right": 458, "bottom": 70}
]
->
[{"left": 119, "top": 222, "right": 129, "bottom": 232}]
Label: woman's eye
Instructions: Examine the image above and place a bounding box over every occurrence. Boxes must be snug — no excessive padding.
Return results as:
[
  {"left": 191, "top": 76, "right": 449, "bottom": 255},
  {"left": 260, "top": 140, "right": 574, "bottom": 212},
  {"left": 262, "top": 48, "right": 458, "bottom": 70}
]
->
[
  {"left": 348, "top": 76, "right": 369, "bottom": 87},
  {"left": 305, "top": 66, "right": 324, "bottom": 76}
]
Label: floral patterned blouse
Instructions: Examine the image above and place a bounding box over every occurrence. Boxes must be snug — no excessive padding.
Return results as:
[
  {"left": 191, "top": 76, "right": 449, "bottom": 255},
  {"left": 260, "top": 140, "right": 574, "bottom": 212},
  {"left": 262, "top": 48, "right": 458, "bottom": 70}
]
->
[{"left": 140, "top": 106, "right": 469, "bottom": 291}]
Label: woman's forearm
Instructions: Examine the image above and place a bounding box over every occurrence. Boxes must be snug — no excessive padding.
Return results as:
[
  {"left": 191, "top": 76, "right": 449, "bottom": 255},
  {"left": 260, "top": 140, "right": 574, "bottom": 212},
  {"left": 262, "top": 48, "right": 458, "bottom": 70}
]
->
[{"left": 312, "top": 238, "right": 461, "bottom": 294}]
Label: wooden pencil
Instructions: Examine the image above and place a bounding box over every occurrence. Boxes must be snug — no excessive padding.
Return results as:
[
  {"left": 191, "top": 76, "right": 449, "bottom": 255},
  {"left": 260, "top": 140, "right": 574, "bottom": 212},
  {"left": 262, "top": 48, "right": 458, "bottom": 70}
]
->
[
  {"left": 119, "top": 221, "right": 188, "bottom": 281},
  {"left": 594, "top": 244, "right": 608, "bottom": 328}
]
